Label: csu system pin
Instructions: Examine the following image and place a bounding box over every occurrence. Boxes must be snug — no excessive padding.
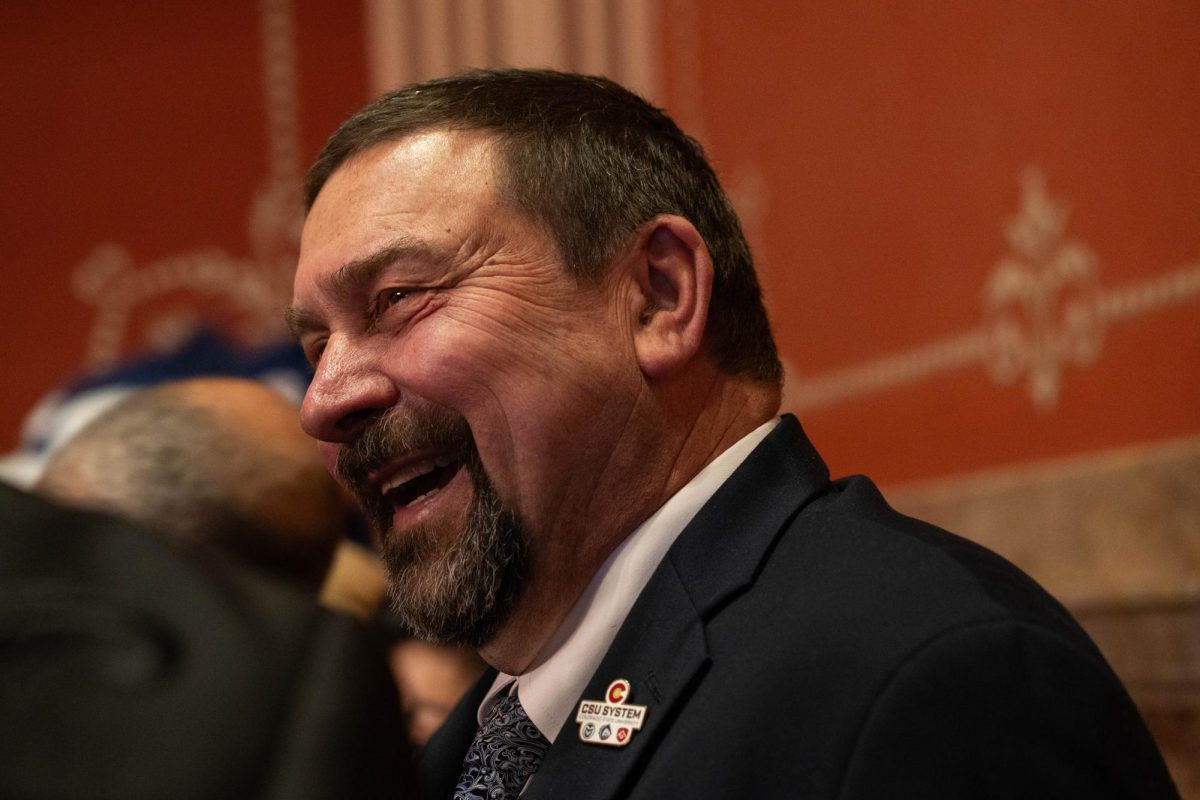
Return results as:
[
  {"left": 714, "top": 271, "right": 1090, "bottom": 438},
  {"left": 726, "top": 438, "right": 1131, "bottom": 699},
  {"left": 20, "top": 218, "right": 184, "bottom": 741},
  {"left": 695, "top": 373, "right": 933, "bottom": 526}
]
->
[{"left": 576, "top": 679, "right": 647, "bottom": 747}]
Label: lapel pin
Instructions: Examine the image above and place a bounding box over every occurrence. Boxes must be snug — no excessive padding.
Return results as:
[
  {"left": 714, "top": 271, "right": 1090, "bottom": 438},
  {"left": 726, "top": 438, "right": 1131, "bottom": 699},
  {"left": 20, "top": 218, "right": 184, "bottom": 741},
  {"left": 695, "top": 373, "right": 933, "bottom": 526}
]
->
[{"left": 576, "top": 679, "right": 647, "bottom": 747}]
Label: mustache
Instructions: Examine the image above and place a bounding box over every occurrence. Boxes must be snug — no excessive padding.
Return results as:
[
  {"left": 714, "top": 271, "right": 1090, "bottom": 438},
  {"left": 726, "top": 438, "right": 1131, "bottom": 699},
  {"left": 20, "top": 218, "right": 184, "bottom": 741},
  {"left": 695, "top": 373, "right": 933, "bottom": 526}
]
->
[{"left": 335, "top": 405, "right": 475, "bottom": 498}]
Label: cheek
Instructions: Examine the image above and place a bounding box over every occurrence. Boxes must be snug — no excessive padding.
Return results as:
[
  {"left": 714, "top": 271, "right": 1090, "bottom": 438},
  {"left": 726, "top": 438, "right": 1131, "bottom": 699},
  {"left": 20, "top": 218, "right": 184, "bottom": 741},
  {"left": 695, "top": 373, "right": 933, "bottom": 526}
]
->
[
  {"left": 409, "top": 315, "right": 627, "bottom": 422},
  {"left": 394, "top": 309, "right": 630, "bottom": 458},
  {"left": 393, "top": 329, "right": 539, "bottom": 463},
  {"left": 397, "top": 323, "right": 509, "bottom": 405}
]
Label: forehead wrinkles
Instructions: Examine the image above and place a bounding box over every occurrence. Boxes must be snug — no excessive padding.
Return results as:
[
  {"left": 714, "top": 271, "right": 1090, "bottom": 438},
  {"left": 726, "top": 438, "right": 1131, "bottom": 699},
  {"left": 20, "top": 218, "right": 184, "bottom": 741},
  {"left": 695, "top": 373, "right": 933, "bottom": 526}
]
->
[{"left": 293, "top": 131, "right": 568, "bottom": 323}]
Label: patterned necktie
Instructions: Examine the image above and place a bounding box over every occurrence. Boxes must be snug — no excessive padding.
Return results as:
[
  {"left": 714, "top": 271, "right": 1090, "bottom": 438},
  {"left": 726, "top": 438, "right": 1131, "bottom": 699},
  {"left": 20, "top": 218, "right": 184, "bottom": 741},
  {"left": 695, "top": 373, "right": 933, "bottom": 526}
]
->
[{"left": 454, "top": 688, "right": 550, "bottom": 800}]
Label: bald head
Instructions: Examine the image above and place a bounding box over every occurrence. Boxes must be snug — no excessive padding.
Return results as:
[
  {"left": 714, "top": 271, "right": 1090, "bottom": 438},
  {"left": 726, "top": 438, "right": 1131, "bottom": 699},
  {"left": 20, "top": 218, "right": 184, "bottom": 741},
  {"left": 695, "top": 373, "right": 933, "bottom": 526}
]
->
[{"left": 37, "top": 377, "right": 346, "bottom": 592}]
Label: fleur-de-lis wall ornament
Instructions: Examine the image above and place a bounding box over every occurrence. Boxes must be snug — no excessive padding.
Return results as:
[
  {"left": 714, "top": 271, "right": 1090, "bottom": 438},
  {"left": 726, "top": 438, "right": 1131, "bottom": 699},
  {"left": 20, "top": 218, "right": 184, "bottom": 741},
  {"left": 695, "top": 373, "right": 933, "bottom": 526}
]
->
[
  {"left": 984, "top": 169, "right": 1104, "bottom": 410},
  {"left": 782, "top": 166, "right": 1199, "bottom": 415}
]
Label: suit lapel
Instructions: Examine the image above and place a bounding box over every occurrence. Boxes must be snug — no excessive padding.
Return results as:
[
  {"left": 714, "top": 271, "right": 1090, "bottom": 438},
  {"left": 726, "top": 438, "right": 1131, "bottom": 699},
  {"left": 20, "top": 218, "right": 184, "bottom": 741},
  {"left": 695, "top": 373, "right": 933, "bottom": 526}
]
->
[
  {"left": 524, "top": 563, "right": 707, "bottom": 800},
  {"left": 667, "top": 414, "right": 829, "bottom": 615},
  {"left": 526, "top": 416, "right": 830, "bottom": 800}
]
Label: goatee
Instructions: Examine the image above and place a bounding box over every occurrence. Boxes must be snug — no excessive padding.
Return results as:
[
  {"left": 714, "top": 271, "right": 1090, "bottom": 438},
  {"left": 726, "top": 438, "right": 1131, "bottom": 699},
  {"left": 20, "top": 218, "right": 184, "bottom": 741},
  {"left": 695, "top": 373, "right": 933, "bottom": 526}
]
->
[{"left": 336, "top": 405, "right": 528, "bottom": 647}]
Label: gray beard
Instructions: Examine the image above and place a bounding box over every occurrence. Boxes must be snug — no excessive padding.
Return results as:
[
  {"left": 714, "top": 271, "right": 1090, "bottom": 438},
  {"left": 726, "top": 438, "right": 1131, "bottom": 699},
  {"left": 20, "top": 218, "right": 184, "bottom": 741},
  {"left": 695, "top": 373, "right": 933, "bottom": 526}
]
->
[
  {"left": 336, "top": 407, "right": 528, "bottom": 647},
  {"left": 380, "top": 452, "right": 527, "bottom": 647}
]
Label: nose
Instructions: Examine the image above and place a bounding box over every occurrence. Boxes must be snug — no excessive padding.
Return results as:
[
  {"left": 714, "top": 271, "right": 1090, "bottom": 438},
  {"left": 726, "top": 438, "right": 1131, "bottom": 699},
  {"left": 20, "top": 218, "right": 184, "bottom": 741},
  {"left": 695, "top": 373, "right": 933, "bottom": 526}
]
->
[{"left": 300, "top": 335, "right": 397, "bottom": 443}]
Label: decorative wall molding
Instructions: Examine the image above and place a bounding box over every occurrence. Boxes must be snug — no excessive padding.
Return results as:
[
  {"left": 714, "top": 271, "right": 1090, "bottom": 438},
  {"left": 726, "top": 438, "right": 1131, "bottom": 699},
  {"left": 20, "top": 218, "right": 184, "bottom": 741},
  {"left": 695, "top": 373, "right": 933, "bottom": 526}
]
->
[
  {"left": 890, "top": 434, "right": 1200, "bottom": 609},
  {"left": 664, "top": 0, "right": 706, "bottom": 143},
  {"left": 73, "top": 0, "right": 302, "bottom": 370},
  {"left": 784, "top": 168, "right": 1200, "bottom": 413},
  {"left": 363, "top": 0, "right": 661, "bottom": 102},
  {"left": 73, "top": 246, "right": 283, "bottom": 367},
  {"left": 254, "top": 0, "right": 305, "bottom": 265},
  {"left": 983, "top": 169, "right": 1103, "bottom": 409}
]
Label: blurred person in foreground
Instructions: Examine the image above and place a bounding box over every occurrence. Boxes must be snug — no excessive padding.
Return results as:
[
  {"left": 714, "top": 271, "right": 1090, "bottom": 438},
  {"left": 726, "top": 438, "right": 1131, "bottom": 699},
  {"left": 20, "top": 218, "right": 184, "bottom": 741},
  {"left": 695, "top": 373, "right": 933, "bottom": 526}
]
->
[
  {"left": 287, "top": 69, "right": 1179, "bottom": 799},
  {"left": 377, "top": 611, "right": 487, "bottom": 747},
  {"left": 37, "top": 376, "right": 346, "bottom": 594},
  {"left": 38, "top": 373, "right": 484, "bottom": 754},
  {"left": 4, "top": 463, "right": 411, "bottom": 798}
]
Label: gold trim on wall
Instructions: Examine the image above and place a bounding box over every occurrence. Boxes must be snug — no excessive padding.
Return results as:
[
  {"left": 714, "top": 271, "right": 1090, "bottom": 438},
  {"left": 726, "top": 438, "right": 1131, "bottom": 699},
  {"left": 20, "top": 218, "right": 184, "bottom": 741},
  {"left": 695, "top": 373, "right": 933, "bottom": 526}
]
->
[
  {"left": 72, "top": 0, "right": 303, "bottom": 369},
  {"left": 783, "top": 169, "right": 1200, "bottom": 414}
]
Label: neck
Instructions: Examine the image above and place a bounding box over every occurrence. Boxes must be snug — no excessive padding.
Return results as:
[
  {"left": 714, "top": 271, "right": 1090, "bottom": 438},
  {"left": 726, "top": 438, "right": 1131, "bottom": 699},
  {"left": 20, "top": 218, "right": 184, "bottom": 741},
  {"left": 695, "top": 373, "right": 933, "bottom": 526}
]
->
[{"left": 478, "top": 365, "right": 780, "bottom": 674}]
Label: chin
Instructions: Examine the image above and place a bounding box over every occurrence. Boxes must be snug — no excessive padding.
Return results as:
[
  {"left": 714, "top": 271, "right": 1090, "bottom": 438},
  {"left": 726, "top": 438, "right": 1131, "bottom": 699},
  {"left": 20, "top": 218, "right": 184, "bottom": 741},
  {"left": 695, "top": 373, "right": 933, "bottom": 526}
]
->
[{"left": 381, "top": 464, "right": 530, "bottom": 648}]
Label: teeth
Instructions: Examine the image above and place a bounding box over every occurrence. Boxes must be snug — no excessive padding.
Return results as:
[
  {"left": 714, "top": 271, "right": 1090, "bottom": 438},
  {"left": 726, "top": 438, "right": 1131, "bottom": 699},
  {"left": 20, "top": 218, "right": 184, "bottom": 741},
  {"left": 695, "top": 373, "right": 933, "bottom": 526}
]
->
[{"left": 381, "top": 459, "right": 438, "bottom": 494}]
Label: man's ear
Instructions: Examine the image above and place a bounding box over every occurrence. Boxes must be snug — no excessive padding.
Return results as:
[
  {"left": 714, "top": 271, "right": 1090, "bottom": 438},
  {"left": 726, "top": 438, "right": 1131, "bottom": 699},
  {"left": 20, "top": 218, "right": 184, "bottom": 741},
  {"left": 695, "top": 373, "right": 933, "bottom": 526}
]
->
[{"left": 627, "top": 215, "right": 713, "bottom": 380}]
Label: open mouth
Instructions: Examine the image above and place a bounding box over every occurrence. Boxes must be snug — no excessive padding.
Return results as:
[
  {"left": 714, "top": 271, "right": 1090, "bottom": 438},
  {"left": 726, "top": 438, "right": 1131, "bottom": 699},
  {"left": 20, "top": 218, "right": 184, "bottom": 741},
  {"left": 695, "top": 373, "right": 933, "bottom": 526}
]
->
[{"left": 380, "top": 456, "right": 464, "bottom": 508}]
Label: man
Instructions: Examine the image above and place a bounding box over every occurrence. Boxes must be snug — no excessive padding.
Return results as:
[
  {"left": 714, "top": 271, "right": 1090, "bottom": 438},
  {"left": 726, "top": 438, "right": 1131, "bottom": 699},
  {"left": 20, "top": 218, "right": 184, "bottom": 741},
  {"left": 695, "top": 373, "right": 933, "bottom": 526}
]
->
[
  {"left": 288, "top": 69, "right": 1178, "bottom": 798},
  {"left": 37, "top": 376, "right": 346, "bottom": 593}
]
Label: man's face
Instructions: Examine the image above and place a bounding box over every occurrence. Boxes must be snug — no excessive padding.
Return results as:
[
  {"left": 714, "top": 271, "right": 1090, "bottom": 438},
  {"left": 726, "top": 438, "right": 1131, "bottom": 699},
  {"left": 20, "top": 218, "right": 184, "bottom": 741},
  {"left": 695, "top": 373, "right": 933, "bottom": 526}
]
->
[{"left": 289, "top": 130, "right": 638, "bottom": 644}]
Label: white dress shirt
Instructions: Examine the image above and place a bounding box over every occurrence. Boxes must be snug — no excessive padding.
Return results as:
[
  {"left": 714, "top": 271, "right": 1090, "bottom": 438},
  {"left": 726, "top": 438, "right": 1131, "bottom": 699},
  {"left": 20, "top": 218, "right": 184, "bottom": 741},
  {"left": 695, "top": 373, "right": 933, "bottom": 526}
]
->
[{"left": 476, "top": 418, "right": 780, "bottom": 742}]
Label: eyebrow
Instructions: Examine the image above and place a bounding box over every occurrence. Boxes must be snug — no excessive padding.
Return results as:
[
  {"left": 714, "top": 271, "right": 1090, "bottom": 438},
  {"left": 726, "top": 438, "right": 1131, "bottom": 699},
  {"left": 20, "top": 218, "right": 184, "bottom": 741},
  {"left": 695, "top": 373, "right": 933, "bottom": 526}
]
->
[
  {"left": 283, "top": 237, "right": 446, "bottom": 340},
  {"left": 283, "top": 306, "right": 323, "bottom": 340}
]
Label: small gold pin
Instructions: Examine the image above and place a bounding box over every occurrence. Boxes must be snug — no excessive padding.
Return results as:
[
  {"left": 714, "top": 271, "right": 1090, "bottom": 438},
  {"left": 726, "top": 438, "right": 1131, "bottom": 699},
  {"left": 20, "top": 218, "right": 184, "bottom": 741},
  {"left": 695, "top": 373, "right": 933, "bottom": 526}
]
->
[{"left": 576, "top": 679, "right": 647, "bottom": 747}]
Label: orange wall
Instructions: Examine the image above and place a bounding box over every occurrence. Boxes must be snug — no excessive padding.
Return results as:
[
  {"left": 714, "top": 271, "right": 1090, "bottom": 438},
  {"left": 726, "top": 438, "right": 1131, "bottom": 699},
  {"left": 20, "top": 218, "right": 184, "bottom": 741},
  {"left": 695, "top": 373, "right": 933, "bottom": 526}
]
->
[
  {"left": 0, "top": 1, "right": 368, "bottom": 450},
  {"left": 4, "top": 2, "right": 1197, "bottom": 490},
  {"left": 663, "top": 1, "right": 1200, "bottom": 484}
]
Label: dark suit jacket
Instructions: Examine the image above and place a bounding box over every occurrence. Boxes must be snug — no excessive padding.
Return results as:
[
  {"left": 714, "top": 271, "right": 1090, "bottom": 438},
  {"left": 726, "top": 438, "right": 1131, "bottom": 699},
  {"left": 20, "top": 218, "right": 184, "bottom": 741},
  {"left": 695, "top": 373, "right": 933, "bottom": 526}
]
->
[
  {"left": 421, "top": 415, "right": 1177, "bottom": 799},
  {"left": 0, "top": 483, "right": 413, "bottom": 800}
]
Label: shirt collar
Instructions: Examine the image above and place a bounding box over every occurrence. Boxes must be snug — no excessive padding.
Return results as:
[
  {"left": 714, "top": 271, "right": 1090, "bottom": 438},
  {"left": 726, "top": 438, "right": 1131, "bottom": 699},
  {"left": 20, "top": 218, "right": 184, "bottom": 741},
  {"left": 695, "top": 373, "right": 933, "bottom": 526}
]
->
[{"left": 477, "top": 417, "right": 780, "bottom": 742}]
